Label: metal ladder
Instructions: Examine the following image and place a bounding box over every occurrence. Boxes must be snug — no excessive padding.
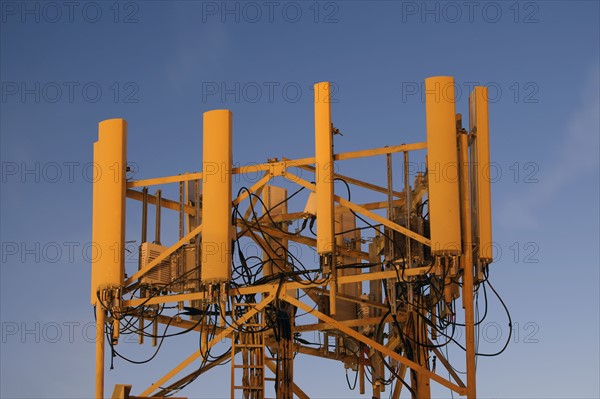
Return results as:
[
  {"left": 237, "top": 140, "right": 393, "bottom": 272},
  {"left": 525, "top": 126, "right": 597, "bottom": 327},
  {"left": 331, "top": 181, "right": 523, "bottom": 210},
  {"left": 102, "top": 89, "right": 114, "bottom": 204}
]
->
[{"left": 231, "top": 302, "right": 265, "bottom": 399}]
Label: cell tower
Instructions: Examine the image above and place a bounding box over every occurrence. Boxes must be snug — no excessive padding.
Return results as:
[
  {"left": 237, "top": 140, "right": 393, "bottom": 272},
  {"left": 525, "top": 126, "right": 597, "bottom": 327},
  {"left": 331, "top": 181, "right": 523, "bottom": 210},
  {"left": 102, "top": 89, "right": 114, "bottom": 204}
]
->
[{"left": 91, "top": 76, "right": 498, "bottom": 399}]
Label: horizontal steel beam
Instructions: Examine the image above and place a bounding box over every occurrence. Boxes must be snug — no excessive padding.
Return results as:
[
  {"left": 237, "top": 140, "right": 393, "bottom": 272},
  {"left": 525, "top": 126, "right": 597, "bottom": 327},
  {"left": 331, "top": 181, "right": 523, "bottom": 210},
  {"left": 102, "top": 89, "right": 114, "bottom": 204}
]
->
[{"left": 126, "top": 142, "right": 426, "bottom": 188}]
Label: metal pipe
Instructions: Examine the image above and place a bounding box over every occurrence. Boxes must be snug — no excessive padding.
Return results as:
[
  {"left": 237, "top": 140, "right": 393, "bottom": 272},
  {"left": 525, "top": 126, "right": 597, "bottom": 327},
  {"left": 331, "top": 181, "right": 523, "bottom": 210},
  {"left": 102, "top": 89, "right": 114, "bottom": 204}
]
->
[
  {"left": 386, "top": 153, "right": 394, "bottom": 260},
  {"left": 403, "top": 151, "right": 411, "bottom": 267},
  {"left": 141, "top": 187, "right": 148, "bottom": 243},
  {"left": 178, "top": 182, "right": 185, "bottom": 311},
  {"left": 194, "top": 180, "right": 201, "bottom": 292},
  {"left": 155, "top": 189, "right": 162, "bottom": 245},
  {"left": 139, "top": 187, "right": 148, "bottom": 343},
  {"left": 112, "top": 315, "right": 119, "bottom": 345},
  {"left": 385, "top": 153, "right": 397, "bottom": 315},
  {"left": 152, "top": 307, "right": 158, "bottom": 347},
  {"left": 314, "top": 82, "right": 335, "bottom": 255},
  {"left": 138, "top": 290, "right": 144, "bottom": 345},
  {"left": 314, "top": 82, "right": 336, "bottom": 317},
  {"left": 415, "top": 295, "right": 431, "bottom": 398},
  {"left": 95, "top": 306, "right": 105, "bottom": 399},
  {"left": 359, "top": 348, "right": 365, "bottom": 394},
  {"left": 179, "top": 181, "right": 184, "bottom": 240},
  {"left": 458, "top": 128, "right": 476, "bottom": 399}
]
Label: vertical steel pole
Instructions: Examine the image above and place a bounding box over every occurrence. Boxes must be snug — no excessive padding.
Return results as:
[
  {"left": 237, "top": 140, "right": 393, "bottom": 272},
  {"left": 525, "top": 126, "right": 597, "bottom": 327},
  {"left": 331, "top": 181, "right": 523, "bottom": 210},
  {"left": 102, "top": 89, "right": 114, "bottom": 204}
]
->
[
  {"left": 314, "top": 82, "right": 336, "bottom": 316},
  {"left": 314, "top": 82, "right": 335, "bottom": 255},
  {"left": 155, "top": 189, "right": 162, "bottom": 245},
  {"left": 459, "top": 127, "right": 477, "bottom": 399},
  {"left": 179, "top": 181, "right": 184, "bottom": 240},
  {"left": 91, "top": 118, "right": 126, "bottom": 397},
  {"left": 403, "top": 151, "right": 411, "bottom": 266},
  {"left": 95, "top": 307, "right": 105, "bottom": 399},
  {"left": 415, "top": 295, "right": 431, "bottom": 399},
  {"left": 141, "top": 187, "right": 148, "bottom": 243},
  {"left": 359, "top": 348, "right": 365, "bottom": 394},
  {"left": 386, "top": 153, "right": 395, "bottom": 260},
  {"left": 139, "top": 186, "right": 146, "bottom": 343}
]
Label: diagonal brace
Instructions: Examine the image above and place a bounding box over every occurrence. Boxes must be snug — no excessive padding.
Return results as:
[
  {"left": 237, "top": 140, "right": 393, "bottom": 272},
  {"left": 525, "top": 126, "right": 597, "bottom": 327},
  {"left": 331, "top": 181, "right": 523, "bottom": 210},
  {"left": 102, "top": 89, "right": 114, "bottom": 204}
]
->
[
  {"left": 139, "top": 293, "right": 275, "bottom": 396},
  {"left": 281, "top": 294, "right": 466, "bottom": 395}
]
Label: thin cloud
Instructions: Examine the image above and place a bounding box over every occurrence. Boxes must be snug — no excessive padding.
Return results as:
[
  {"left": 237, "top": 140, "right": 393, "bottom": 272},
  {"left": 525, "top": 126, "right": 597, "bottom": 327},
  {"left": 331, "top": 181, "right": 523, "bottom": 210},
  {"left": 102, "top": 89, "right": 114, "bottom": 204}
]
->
[{"left": 498, "top": 66, "right": 600, "bottom": 229}]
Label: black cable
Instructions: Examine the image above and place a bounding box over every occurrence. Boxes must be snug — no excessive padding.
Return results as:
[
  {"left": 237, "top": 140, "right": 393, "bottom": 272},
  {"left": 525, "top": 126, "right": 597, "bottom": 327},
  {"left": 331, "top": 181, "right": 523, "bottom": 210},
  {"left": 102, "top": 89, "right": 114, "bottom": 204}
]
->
[
  {"left": 345, "top": 366, "right": 359, "bottom": 390},
  {"left": 475, "top": 278, "right": 512, "bottom": 357}
]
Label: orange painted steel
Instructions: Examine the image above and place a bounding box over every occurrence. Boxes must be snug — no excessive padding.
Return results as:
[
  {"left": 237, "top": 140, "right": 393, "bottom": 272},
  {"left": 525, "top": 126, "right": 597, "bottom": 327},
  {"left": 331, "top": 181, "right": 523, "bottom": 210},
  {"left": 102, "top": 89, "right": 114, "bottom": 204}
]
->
[
  {"left": 91, "top": 118, "right": 127, "bottom": 304},
  {"left": 425, "top": 76, "right": 462, "bottom": 255},
  {"left": 469, "top": 87, "right": 493, "bottom": 262},
  {"left": 201, "top": 110, "right": 233, "bottom": 283}
]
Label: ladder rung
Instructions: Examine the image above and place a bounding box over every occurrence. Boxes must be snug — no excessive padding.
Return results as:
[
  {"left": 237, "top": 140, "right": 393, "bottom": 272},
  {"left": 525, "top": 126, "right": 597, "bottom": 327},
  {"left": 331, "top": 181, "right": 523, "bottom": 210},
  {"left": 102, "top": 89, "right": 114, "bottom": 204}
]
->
[
  {"left": 233, "top": 385, "right": 264, "bottom": 390},
  {"left": 233, "top": 365, "right": 264, "bottom": 369}
]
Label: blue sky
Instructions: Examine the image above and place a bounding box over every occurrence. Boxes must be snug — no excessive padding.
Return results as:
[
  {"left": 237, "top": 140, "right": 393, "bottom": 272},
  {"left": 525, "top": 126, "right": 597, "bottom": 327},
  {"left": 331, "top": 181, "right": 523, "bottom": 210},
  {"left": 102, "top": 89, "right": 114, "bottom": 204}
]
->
[{"left": 1, "top": 1, "right": 599, "bottom": 398}]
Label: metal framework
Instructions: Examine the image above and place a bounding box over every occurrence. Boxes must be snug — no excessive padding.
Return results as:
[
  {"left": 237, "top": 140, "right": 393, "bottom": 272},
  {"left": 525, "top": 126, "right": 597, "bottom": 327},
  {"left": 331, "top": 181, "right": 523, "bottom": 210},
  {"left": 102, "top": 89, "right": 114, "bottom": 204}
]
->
[{"left": 91, "top": 77, "right": 495, "bottom": 399}]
